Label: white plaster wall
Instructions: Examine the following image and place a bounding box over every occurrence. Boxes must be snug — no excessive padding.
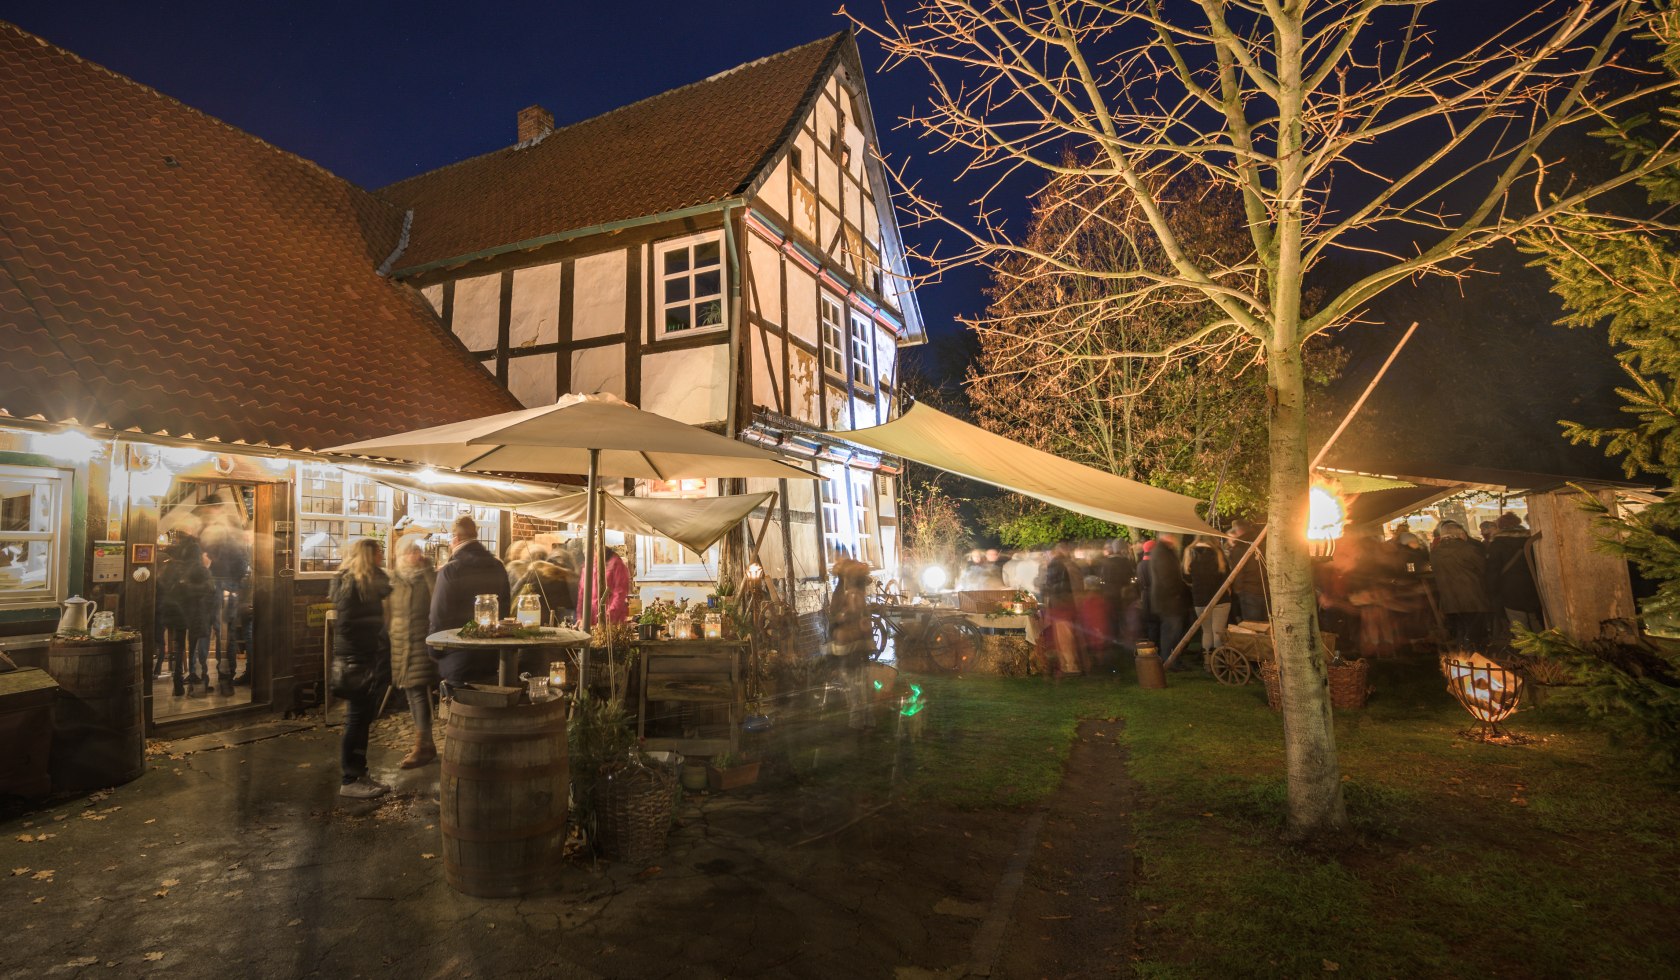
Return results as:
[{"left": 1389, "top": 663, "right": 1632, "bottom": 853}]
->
[
  {"left": 792, "top": 177, "right": 817, "bottom": 241},
  {"left": 752, "top": 331, "right": 785, "bottom": 413},
  {"left": 852, "top": 394, "right": 878, "bottom": 430},
  {"left": 572, "top": 250, "right": 627, "bottom": 341},
  {"left": 452, "top": 273, "right": 502, "bottom": 352},
  {"left": 572, "top": 345, "right": 625, "bottom": 398},
  {"left": 421, "top": 283, "right": 444, "bottom": 316},
  {"left": 641, "top": 345, "right": 729, "bottom": 424},
  {"left": 788, "top": 348, "right": 819, "bottom": 424},
  {"left": 820, "top": 204, "right": 842, "bottom": 264},
  {"left": 877, "top": 475, "right": 896, "bottom": 519},
  {"left": 826, "top": 388, "right": 849, "bottom": 430},
  {"left": 786, "top": 264, "right": 818, "bottom": 346},
  {"left": 863, "top": 195, "right": 880, "bottom": 248},
  {"left": 875, "top": 328, "right": 896, "bottom": 390},
  {"left": 509, "top": 262, "right": 562, "bottom": 349},
  {"left": 508, "top": 352, "right": 557, "bottom": 408},
  {"left": 759, "top": 157, "right": 790, "bottom": 221},
  {"left": 748, "top": 236, "right": 783, "bottom": 325}
]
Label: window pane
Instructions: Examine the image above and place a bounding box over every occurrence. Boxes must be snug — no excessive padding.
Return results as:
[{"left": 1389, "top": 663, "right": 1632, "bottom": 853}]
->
[
  {"left": 695, "top": 269, "right": 721, "bottom": 299},
  {"left": 694, "top": 240, "right": 721, "bottom": 267},
  {"left": 696, "top": 299, "right": 723, "bottom": 328},
  {"left": 0, "top": 539, "right": 51, "bottom": 591},
  {"left": 666, "top": 277, "right": 690, "bottom": 302},
  {"left": 665, "top": 306, "right": 692, "bottom": 333},
  {"left": 664, "top": 248, "right": 690, "bottom": 275},
  {"left": 0, "top": 478, "right": 53, "bottom": 533},
  {"left": 301, "top": 466, "right": 344, "bottom": 516},
  {"left": 299, "top": 519, "right": 343, "bottom": 573}
]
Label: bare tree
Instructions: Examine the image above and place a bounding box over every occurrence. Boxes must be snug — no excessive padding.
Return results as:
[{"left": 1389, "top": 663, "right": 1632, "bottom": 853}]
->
[{"left": 852, "top": 0, "right": 1680, "bottom": 839}]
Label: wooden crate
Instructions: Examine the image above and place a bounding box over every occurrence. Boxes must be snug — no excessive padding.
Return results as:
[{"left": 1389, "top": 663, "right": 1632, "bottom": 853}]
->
[{"left": 0, "top": 668, "right": 57, "bottom": 798}]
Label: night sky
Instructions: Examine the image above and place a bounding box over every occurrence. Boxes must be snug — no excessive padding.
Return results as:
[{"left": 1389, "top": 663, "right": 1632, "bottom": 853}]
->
[{"left": 4, "top": 0, "right": 1611, "bottom": 476}]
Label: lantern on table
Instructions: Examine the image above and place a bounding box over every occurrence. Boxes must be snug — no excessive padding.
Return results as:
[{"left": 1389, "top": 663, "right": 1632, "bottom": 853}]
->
[
  {"left": 548, "top": 659, "right": 570, "bottom": 695},
  {"left": 514, "top": 586, "right": 542, "bottom": 627},
  {"left": 703, "top": 612, "right": 723, "bottom": 639},
  {"left": 473, "top": 593, "right": 499, "bottom": 628}
]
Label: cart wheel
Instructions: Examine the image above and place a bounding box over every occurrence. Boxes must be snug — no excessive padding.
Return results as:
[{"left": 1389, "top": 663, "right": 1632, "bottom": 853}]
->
[
  {"left": 871, "top": 612, "right": 892, "bottom": 656},
  {"left": 926, "top": 619, "right": 980, "bottom": 672},
  {"left": 1207, "top": 647, "right": 1252, "bottom": 686}
]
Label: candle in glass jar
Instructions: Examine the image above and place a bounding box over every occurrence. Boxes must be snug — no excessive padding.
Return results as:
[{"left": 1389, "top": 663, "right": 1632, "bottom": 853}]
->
[
  {"left": 703, "top": 612, "right": 722, "bottom": 639},
  {"left": 473, "top": 594, "right": 499, "bottom": 628},
  {"left": 514, "top": 589, "right": 541, "bottom": 627}
]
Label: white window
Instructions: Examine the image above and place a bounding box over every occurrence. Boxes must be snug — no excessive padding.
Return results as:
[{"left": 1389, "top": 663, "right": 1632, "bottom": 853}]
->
[
  {"left": 849, "top": 311, "right": 874, "bottom": 387},
  {"left": 819, "top": 465, "right": 849, "bottom": 563},
  {"left": 0, "top": 465, "right": 69, "bottom": 609},
  {"left": 297, "top": 464, "right": 393, "bottom": 575},
  {"left": 404, "top": 493, "right": 501, "bottom": 568},
  {"left": 820, "top": 293, "right": 845, "bottom": 375},
  {"left": 656, "top": 234, "right": 724, "bottom": 338},
  {"left": 635, "top": 479, "right": 717, "bottom": 580},
  {"left": 850, "top": 470, "right": 875, "bottom": 564}
]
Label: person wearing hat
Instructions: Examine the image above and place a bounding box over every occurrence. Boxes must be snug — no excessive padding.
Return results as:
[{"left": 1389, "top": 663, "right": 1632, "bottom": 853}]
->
[
  {"left": 1430, "top": 520, "right": 1490, "bottom": 650},
  {"left": 1485, "top": 512, "right": 1543, "bottom": 640}
]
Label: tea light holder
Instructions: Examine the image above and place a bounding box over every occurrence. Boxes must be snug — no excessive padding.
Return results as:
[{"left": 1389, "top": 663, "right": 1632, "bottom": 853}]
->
[
  {"left": 703, "top": 612, "right": 723, "bottom": 639},
  {"left": 473, "top": 594, "right": 499, "bottom": 628}
]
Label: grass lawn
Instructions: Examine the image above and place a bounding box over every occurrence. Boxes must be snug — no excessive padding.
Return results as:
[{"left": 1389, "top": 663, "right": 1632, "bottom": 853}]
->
[{"left": 797, "top": 656, "right": 1680, "bottom": 978}]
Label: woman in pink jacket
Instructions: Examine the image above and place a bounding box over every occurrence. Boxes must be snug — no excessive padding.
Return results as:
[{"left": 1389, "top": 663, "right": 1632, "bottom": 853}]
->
[{"left": 577, "top": 546, "right": 632, "bottom": 624}]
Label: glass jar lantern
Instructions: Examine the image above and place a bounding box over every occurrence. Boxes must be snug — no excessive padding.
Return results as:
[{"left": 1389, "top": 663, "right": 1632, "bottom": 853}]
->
[
  {"left": 514, "top": 589, "right": 542, "bottom": 627},
  {"left": 473, "top": 593, "right": 499, "bottom": 628},
  {"left": 548, "top": 660, "right": 568, "bottom": 693},
  {"left": 703, "top": 612, "right": 723, "bottom": 639}
]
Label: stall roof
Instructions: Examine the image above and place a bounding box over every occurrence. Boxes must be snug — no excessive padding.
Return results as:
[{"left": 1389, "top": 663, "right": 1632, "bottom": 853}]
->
[
  {"left": 838, "top": 403, "right": 1218, "bottom": 537},
  {"left": 1322, "top": 460, "right": 1652, "bottom": 495},
  {"left": 520, "top": 492, "right": 775, "bottom": 555},
  {"left": 0, "top": 23, "right": 520, "bottom": 450}
]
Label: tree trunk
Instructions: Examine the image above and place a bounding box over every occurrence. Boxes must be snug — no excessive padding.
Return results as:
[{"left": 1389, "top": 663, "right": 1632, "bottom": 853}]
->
[{"left": 1266, "top": 341, "right": 1347, "bottom": 840}]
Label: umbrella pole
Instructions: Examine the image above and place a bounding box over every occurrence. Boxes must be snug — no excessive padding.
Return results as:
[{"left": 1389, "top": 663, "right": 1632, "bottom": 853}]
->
[{"left": 582, "top": 448, "right": 600, "bottom": 684}]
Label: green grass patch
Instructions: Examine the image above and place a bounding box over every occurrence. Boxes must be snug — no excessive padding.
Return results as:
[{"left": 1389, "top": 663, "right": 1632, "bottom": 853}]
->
[{"left": 795, "top": 657, "right": 1680, "bottom": 977}]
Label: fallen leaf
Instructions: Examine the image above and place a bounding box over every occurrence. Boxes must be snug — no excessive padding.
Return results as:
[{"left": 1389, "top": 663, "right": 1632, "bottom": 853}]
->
[
  {"left": 32, "top": 896, "right": 44, "bottom": 904},
  {"left": 1201, "top": 812, "right": 1215, "bottom": 818},
  {"left": 65, "top": 956, "right": 98, "bottom": 968},
  {"left": 32, "top": 870, "right": 54, "bottom": 881},
  {"left": 52, "top": 814, "right": 67, "bottom": 822},
  {"left": 296, "top": 763, "right": 312, "bottom": 769},
  {"left": 143, "top": 952, "right": 164, "bottom": 962},
  {"left": 420, "top": 853, "right": 435, "bottom": 860},
  {"left": 287, "top": 919, "right": 302, "bottom": 927},
  {"left": 1323, "top": 960, "right": 1340, "bottom": 972},
  {"left": 102, "top": 865, "right": 118, "bottom": 872},
  {"left": 153, "top": 889, "right": 169, "bottom": 898},
  {"left": 15, "top": 834, "right": 33, "bottom": 842},
  {"left": 11, "top": 868, "right": 30, "bottom": 876},
  {"left": 160, "top": 878, "right": 180, "bottom": 887},
  {"left": 634, "top": 865, "right": 662, "bottom": 879},
  {"left": 144, "top": 819, "right": 156, "bottom": 825}
]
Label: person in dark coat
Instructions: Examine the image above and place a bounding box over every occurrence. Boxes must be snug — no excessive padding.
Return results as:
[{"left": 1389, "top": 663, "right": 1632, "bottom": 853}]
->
[
  {"left": 1485, "top": 512, "right": 1543, "bottom": 638},
  {"left": 389, "top": 534, "right": 438, "bottom": 769},
  {"left": 1430, "top": 521, "right": 1490, "bottom": 649},
  {"left": 1099, "top": 539, "right": 1137, "bottom": 650},
  {"left": 157, "top": 534, "right": 215, "bottom": 698},
  {"left": 429, "top": 515, "right": 510, "bottom": 685},
  {"left": 1183, "top": 536, "right": 1232, "bottom": 656},
  {"left": 1228, "top": 519, "right": 1267, "bottom": 624},
  {"left": 1147, "top": 535, "right": 1193, "bottom": 668},
  {"left": 331, "top": 538, "right": 392, "bottom": 799},
  {"left": 1036, "top": 542, "right": 1083, "bottom": 676}
]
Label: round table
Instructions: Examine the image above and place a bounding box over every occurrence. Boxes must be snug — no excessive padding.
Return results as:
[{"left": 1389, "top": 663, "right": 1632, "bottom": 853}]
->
[{"left": 425, "top": 626, "right": 590, "bottom": 686}]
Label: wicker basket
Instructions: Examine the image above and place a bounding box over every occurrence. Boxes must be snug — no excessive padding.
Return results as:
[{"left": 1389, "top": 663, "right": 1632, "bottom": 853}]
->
[
  {"left": 593, "top": 764, "right": 676, "bottom": 863},
  {"left": 1260, "top": 658, "right": 1370, "bottom": 711}
]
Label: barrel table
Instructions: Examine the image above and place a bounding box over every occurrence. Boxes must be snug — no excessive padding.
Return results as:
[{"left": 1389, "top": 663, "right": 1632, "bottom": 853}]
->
[
  {"left": 440, "top": 694, "right": 569, "bottom": 898},
  {"left": 48, "top": 636, "right": 146, "bottom": 791}
]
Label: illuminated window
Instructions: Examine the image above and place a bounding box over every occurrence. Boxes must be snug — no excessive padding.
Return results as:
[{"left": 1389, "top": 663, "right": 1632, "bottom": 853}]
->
[
  {"left": 637, "top": 480, "right": 716, "bottom": 580},
  {"left": 0, "top": 465, "right": 69, "bottom": 609},
  {"left": 820, "top": 464, "right": 848, "bottom": 563},
  {"left": 821, "top": 293, "right": 845, "bottom": 375},
  {"left": 296, "top": 465, "right": 392, "bottom": 574},
  {"left": 849, "top": 311, "right": 874, "bottom": 387},
  {"left": 656, "top": 234, "right": 724, "bottom": 338},
  {"left": 404, "top": 493, "right": 500, "bottom": 567}
]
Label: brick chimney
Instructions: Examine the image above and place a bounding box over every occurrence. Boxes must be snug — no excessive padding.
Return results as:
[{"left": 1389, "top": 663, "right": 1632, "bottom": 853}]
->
[{"left": 517, "top": 104, "right": 554, "bottom": 143}]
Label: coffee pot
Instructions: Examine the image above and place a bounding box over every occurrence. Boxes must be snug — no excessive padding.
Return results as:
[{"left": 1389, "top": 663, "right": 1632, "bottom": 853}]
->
[{"left": 59, "top": 595, "right": 100, "bottom": 633}]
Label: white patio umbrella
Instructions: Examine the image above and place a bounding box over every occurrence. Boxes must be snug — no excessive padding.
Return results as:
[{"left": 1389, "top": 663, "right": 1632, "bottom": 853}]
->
[{"left": 325, "top": 392, "right": 815, "bottom": 629}]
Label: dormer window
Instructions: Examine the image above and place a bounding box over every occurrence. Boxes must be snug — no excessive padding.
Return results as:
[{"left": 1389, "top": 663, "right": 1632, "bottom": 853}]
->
[{"left": 655, "top": 233, "right": 724, "bottom": 339}]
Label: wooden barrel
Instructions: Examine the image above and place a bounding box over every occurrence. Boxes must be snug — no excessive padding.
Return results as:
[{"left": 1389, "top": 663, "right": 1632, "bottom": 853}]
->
[
  {"left": 48, "top": 637, "right": 146, "bottom": 791},
  {"left": 440, "top": 696, "right": 569, "bottom": 898}
]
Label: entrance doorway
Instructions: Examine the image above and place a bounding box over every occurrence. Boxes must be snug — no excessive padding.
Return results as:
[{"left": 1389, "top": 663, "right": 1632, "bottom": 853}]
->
[{"left": 151, "top": 480, "right": 258, "bottom": 722}]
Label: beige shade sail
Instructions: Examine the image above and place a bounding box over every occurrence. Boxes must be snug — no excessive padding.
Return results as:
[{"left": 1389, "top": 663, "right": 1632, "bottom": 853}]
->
[
  {"left": 519, "top": 492, "right": 775, "bottom": 555},
  {"left": 324, "top": 392, "right": 817, "bottom": 481},
  {"left": 345, "top": 465, "right": 571, "bottom": 510},
  {"left": 840, "top": 403, "right": 1218, "bottom": 538}
]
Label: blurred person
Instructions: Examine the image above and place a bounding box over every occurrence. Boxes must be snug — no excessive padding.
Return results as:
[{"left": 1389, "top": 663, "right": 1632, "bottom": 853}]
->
[
  {"left": 1479, "top": 520, "right": 1497, "bottom": 544},
  {"left": 956, "top": 549, "right": 990, "bottom": 591},
  {"left": 1486, "top": 512, "right": 1544, "bottom": 638},
  {"left": 1147, "top": 535, "right": 1192, "bottom": 669},
  {"left": 388, "top": 534, "right": 438, "bottom": 769},
  {"left": 578, "top": 545, "right": 632, "bottom": 625},
  {"left": 1036, "top": 542, "right": 1083, "bottom": 677},
  {"left": 331, "top": 538, "right": 393, "bottom": 799},
  {"left": 1228, "top": 519, "right": 1268, "bottom": 624},
  {"left": 1430, "top": 520, "right": 1490, "bottom": 650},
  {"left": 1076, "top": 574, "right": 1114, "bottom": 671},
  {"left": 1135, "top": 539, "right": 1161, "bottom": 646},
  {"left": 1099, "top": 538, "right": 1137, "bottom": 649},
  {"left": 1183, "top": 535, "right": 1232, "bottom": 660},
  {"left": 157, "top": 533, "right": 214, "bottom": 698},
  {"left": 201, "top": 517, "right": 251, "bottom": 695},
  {"left": 828, "top": 556, "right": 876, "bottom": 731},
  {"left": 429, "top": 515, "right": 510, "bottom": 685}
]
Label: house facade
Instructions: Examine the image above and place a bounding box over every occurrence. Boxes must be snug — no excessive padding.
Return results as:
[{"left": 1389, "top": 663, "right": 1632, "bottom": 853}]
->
[{"left": 378, "top": 32, "right": 927, "bottom": 606}]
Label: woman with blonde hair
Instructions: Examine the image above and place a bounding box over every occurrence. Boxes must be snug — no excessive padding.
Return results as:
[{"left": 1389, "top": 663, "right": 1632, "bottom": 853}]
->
[
  {"left": 330, "top": 538, "right": 393, "bottom": 799},
  {"left": 388, "top": 534, "right": 438, "bottom": 768}
]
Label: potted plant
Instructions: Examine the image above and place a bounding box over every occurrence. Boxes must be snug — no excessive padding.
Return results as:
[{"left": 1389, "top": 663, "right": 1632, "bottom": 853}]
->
[
  {"left": 568, "top": 692, "right": 674, "bottom": 861},
  {"left": 705, "top": 751, "right": 760, "bottom": 792},
  {"left": 637, "top": 605, "right": 663, "bottom": 642}
]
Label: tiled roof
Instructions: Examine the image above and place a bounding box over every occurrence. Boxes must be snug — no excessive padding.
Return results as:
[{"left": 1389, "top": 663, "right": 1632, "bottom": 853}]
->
[
  {"left": 0, "top": 22, "right": 521, "bottom": 451},
  {"left": 380, "top": 33, "right": 848, "bottom": 273}
]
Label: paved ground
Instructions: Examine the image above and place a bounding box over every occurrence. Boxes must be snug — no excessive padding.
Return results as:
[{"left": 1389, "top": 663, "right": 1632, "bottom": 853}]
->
[{"left": 2, "top": 695, "right": 1134, "bottom": 979}]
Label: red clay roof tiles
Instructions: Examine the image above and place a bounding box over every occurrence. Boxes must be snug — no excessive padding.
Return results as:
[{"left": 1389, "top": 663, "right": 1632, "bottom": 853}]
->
[
  {"left": 0, "top": 22, "right": 522, "bottom": 451},
  {"left": 379, "top": 33, "right": 846, "bottom": 272}
]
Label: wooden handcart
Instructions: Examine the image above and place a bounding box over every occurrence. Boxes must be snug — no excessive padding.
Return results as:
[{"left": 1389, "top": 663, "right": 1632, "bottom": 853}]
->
[{"left": 1206, "top": 623, "right": 1338, "bottom": 686}]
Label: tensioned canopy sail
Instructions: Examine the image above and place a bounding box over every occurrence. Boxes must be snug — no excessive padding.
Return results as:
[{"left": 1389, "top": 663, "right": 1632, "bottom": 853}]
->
[
  {"left": 519, "top": 492, "right": 776, "bottom": 555},
  {"left": 838, "top": 403, "right": 1219, "bottom": 538}
]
